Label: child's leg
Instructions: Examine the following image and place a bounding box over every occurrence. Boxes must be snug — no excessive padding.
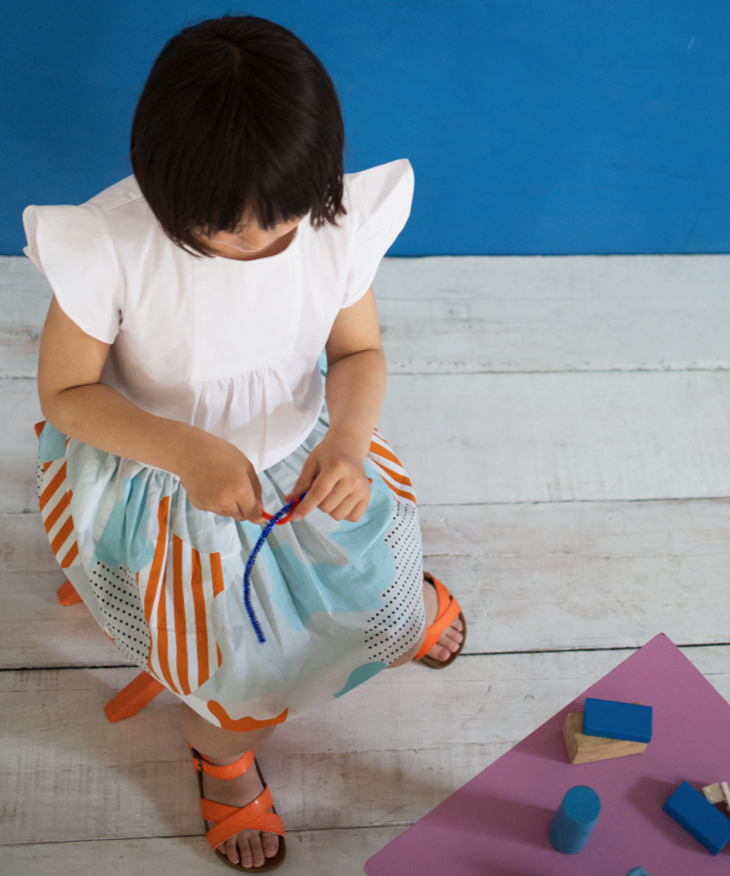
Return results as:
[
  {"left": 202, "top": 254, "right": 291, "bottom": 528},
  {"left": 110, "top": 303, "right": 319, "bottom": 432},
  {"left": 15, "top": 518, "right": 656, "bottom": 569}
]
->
[
  {"left": 180, "top": 702, "right": 281, "bottom": 869},
  {"left": 387, "top": 575, "right": 464, "bottom": 668}
]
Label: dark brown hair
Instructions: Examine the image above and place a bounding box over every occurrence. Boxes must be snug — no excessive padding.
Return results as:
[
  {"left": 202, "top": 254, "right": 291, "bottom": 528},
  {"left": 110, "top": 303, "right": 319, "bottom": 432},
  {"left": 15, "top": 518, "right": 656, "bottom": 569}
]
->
[{"left": 130, "top": 15, "right": 347, "bottom": 256}]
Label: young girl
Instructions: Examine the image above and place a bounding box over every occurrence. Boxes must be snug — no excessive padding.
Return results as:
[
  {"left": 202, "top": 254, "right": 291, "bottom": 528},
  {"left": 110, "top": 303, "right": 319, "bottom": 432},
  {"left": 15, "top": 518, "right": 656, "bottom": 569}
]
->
[{"left": 25, "top": 15, "right": 465, "bottom": 872}]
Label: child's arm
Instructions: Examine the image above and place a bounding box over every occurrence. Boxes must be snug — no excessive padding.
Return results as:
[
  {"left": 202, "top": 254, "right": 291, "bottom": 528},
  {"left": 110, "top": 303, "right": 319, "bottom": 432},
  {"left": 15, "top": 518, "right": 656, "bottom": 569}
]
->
[
  {"left": 38, "top": 296, "right": 265, "bottom": 523},
  {"left": 287, "top": 285, "right": 387, "bottom": 522}
]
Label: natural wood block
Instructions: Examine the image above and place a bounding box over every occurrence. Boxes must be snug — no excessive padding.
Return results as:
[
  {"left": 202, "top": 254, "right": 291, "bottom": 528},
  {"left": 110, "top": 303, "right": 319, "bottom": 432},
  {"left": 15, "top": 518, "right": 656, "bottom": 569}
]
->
[
  {"left": 563, "top": 710, "right": 649, "bottom": 764},
  {"left": 703, "top": 783, "right": 725, "bottom": 805},
  {"left": 702, "top": 782, "right": 730, "bottom": 810}
]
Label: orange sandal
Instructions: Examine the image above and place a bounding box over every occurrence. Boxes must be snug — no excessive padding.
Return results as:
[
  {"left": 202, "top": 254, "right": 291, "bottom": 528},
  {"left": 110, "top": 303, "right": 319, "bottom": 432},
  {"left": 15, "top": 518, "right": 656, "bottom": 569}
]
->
[
  {"left": 189, "top": 744, "right": 287, "bottom": 872},
  {"left": 415, "top": 572, "right": 467, "bottom": 669}
]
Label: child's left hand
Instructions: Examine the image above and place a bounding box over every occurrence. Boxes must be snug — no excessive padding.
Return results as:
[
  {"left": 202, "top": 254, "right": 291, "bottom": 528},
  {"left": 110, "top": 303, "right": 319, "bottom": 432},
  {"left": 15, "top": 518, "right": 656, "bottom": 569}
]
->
[{"left": 285, "top": 431, "right": 371, "bottom": 522}]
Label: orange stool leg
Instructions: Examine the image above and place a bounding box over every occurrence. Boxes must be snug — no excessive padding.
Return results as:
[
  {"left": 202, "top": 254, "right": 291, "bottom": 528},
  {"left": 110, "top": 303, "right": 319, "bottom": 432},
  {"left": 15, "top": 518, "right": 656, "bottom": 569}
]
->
[
  {"left": 54, "top": 568, "right": 163, "bottom": 723},
  {"left": 104, "top": 672, "right": 166, "bottom": 723},
  {"left": 57, "top": 580, "right": 83, "bottom": 606}
]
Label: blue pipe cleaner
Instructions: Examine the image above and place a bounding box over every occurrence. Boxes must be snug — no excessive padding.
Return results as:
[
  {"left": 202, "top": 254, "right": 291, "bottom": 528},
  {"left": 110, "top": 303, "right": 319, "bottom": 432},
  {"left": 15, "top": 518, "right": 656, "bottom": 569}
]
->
[{"left": 243, "top": 492, "right": 307, "bottom": 644}]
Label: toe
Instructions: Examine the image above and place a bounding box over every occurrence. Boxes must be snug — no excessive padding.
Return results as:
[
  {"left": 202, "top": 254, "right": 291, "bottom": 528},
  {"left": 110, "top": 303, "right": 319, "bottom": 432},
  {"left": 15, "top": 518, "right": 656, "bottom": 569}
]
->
[
  {"left": 430, "top": 643, "right": 451, "bottom": 661},
  {"left": 428, "top": 622, "right": 464, "bottom": 662},
  {"left": 225, "top": 836, "right": 241, "bottom": 865},
  {"left": 238, "top": 836, "right": 254, "bottom": 869},
  {"left": 263, "top": 832, "right": 280, "bottom": 858},
  {"left": 249, "top": 832, "right": 266, "bottom": 868},
  {"left": 443, "top": 628, "right": 463, "bottom": 649}
]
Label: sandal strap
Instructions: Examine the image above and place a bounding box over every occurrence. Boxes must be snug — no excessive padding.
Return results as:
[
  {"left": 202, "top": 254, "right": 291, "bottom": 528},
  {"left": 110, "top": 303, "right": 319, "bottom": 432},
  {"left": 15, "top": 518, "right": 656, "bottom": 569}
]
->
[
  {"left": 415, "top": 574, "right": 462, "bottom": 661},
  {"left": 188, "top": 744, "right": 255, "bottom": 780},
  {"left": 201, "top": 784, "right": 286, "bottom": 849}
]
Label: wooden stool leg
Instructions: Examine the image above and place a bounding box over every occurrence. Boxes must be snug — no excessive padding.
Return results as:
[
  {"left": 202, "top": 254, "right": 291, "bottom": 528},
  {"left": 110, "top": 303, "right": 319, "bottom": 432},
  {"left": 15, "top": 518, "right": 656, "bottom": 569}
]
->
[
  {"left": 57, "top": 580, "right": 83, "bottom": 605},
  {"left": 104, "top": 672, "right": 166, "bottom": 723}
]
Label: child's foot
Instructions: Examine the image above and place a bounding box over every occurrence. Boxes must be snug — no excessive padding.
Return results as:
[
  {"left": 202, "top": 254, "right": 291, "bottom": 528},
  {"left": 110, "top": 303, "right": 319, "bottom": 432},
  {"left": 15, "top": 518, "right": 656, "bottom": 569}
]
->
[
  {"left": 418, "top": 574, "right": 464, "bottom": 662},
  {"left": 201, "top": 753, "right": 280, "bottom": 869}
]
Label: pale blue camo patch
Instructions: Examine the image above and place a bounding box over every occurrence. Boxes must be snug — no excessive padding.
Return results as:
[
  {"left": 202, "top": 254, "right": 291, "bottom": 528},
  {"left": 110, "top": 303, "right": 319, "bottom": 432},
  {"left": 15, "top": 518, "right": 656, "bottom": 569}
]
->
[
  {"left": 93, "top": 476, "right": 155, "bottom": 574},
  {"left": 265, "top": 538, "right": 392, "bottom": 631},
  {"left": 38, "top": 421, "right": 68, "bottom": 463},
  {"left": 334, "top": 661, "right": 387, "bottom": 698}
]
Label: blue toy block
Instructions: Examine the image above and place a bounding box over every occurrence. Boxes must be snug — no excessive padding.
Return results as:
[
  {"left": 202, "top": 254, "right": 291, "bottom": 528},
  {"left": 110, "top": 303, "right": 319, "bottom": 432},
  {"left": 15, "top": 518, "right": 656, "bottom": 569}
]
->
[
  {"left": 626, "top": 868, "right": 651, "bottom": 876},
  {"left": 548, "top": 785, "right": 601, "bottom": 854},
  {"left": 582, "top": 697, "right": 653, "bottom": 743},
  {"left": 663, "top": 781, "right": 730, "bottom": 855}
]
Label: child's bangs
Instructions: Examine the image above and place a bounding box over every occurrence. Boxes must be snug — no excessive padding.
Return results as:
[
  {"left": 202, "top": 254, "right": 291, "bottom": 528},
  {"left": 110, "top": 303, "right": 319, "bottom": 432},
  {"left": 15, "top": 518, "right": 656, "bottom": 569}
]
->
[{"left": 184, "top": 152, "right": 342, "bottom": 254}]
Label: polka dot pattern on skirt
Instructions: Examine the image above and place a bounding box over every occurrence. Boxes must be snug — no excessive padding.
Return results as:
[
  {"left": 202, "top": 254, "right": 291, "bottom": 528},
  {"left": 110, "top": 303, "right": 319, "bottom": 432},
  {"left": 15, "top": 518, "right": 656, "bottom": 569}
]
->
[
  {"left": 363, "top": 497, "right": 424, "bottom": 665},
  {"left": 88, "top": 560, "right": 151, "bottom": 664}
]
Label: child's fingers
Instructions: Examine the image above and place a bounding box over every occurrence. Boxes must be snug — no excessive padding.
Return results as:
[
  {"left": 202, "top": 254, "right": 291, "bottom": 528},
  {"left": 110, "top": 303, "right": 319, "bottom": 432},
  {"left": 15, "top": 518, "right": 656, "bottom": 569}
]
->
[
  {"left": 285, "top": 457, "right": 319, "bottom": 504},
  {"left": 243, "top": 503, "right": 266, "bottom": 524},
  {"left": 245, "top": 471, "right": 265, "bottom": 523},
  {"left": 345, "top": 496, "right": 370, "bottom": 523},
  {"left": 328, "top": 491, "right": 362, "bottom": 522},
  {"left": 250, "top": 472, "right": 263, "bottom": 508},
  {"left": 298, "top": 474, "right": 371, "bottom": 522},
  {"left": 232, "top": 492, "right": 265, "bottom": 524},
  {"left": 328, "top": 479, "right": 371, "bottom": 521},
  {"left": 228, "top": 507, "right": 263, "bottom": 524},
  {"left": 291, "top": 469, "right": 340, "bottom": 520}
]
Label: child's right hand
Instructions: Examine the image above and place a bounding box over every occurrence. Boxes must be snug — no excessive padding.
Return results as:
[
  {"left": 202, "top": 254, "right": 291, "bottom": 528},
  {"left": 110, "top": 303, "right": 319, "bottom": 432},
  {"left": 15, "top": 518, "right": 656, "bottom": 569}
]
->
[{"left": 176, "top": 431, "right": 265, "bottom": 524}]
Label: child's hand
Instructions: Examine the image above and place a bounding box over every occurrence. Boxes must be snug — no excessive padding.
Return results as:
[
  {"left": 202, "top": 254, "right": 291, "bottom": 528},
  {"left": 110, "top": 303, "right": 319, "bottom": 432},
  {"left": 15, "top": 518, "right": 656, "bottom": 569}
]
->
[
  {"left": 286, "top": 431, "right": 371, "bottom": 523},
  {"left": 177, "top": 431, "right": 265, "bottom": 524}
]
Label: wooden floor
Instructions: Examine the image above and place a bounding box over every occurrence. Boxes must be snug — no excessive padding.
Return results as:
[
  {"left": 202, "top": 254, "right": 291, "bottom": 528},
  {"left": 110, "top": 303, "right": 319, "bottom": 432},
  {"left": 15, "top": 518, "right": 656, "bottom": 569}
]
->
[{"left": 2, "top": 254, "right": 730, "bottom": 874}]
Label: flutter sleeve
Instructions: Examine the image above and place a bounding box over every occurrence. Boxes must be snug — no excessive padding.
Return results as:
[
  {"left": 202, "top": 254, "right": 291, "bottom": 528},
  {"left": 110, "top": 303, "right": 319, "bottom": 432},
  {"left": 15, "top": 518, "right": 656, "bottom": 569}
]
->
[
  {"left": 342, "top": 158, "right": 414, "bottom": 308},
  {"left": 22, "top": 203, "right": 124, "bottom": 344}
]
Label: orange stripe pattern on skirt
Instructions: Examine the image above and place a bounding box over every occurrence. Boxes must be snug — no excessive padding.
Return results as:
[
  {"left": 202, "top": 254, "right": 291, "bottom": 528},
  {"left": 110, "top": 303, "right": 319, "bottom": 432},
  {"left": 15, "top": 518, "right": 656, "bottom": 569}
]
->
[
  {"left": 136, "top": 498, "right": 224, "bottom": 695},
  {"left": 367, "top": 428, "right": 417, "bottom": 504},
  {"left": 38, "top": 457, "right": 82, "bottom": 570}
]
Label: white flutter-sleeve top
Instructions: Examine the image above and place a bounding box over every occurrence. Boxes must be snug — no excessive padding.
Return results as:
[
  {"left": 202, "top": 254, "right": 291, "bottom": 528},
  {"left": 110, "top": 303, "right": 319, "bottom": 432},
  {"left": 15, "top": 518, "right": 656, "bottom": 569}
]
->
[{"left": 23, "top": 159, "right": 414, "bottom": 473}]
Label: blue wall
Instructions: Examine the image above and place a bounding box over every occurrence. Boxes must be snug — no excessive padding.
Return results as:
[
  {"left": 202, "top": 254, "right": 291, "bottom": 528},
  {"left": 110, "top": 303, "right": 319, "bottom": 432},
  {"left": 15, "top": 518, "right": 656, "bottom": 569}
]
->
[{"left": 3, "top": 1, "right": 729, "bottom": 256}]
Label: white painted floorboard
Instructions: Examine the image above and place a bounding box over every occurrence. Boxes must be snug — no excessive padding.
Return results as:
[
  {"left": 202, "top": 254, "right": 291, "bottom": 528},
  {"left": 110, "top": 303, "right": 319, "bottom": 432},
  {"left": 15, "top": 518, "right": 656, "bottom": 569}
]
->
[
  {"left": 379, "top": 370, "right": 730, "bottom": 504},
  {"left": 0, "top": 829, "right": 406, "bottom": 876},
  {"left": 2, "top": 254, "right": 730, "bottom": 876},
  {"left": 376, "top": 255, "right": 730, "bottom": 373}
]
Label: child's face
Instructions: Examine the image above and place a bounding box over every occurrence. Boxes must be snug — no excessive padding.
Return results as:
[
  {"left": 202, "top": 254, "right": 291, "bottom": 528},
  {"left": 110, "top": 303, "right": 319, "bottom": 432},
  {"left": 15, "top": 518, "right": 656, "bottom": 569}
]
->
[{"left": 198, "top": 214, "right": 303, "bottom": 259}]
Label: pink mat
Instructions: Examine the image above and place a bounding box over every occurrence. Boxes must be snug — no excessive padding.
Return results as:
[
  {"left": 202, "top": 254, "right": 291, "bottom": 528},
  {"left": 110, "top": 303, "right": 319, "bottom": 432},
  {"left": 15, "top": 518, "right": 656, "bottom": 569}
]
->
[{"left": 365, "top": 634, "right": 730, "bottom": 876}]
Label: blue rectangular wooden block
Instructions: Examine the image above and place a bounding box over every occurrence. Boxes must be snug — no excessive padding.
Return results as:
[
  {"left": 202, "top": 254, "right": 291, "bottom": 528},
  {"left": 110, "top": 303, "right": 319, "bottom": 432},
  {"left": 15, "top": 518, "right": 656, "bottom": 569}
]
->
[
  {"left": 663, "top": 781, "right": 730, "bottom": 855},
  {"left": 582, "top": 698, "right": 653, "bottom": 743}
]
